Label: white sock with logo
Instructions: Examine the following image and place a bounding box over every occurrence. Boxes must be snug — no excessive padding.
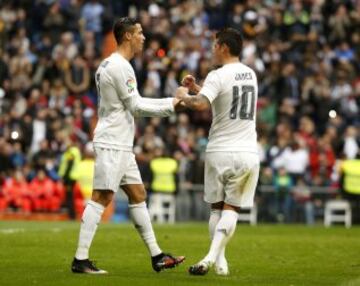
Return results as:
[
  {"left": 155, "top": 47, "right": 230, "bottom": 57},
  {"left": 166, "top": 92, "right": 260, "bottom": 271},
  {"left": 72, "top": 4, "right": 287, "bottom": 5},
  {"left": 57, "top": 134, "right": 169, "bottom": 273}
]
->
[
  {"left": 203, "top": 210, "right": 238, "bottom": 264},
  {"left": 209, "top": 209, "right": 226, "bottom": 265},
  {"left": 209, "top": 209, "right": 221, "bottom": 239},
  {"left": 75, "top": 200, "right": 105, "bottom": 260},
  {"left": 129, "top": 201, "right": 162, "bottom": 257}
]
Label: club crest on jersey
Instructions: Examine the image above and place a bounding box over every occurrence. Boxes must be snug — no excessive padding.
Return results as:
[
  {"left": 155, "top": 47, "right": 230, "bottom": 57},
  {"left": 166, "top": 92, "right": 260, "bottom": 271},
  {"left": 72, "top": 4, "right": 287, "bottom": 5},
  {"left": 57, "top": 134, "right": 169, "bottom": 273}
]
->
[{"left": 126, "top": 78, "right": 136, "bottom": 93}]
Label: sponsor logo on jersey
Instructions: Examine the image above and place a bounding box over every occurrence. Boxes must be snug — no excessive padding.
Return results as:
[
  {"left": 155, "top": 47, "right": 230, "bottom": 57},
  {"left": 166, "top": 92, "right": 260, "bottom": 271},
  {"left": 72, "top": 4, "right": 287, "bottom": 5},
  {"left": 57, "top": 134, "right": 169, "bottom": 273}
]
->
[{"left": 126, "top": 78, "right": 136, "bottom": 93}]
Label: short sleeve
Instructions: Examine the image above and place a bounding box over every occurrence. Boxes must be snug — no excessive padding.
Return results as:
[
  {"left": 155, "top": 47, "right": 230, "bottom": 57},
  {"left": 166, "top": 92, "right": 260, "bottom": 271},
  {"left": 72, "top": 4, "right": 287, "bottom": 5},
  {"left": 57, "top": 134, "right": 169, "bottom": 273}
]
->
[{"left": 199, "top": 71, "right": 221, "bottom": 103}]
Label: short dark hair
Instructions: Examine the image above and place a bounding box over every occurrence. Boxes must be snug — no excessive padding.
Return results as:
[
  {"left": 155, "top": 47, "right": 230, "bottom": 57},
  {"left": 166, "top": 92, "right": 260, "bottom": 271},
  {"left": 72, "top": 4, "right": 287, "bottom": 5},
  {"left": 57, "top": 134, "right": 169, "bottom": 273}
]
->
[
  {"left": 215, "top": 28, "right": 243, "bottom": 56},
  {"left": 113, "top": 17, "right": 139, "bottom": 45}
]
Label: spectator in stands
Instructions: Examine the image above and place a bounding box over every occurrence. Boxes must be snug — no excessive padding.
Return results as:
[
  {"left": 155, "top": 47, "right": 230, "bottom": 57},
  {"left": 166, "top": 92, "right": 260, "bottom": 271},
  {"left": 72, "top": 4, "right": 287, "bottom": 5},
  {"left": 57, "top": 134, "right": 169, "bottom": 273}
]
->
[
  {"left": 31, "top": 139, "right": 57, "bottom": 178},
  {"left": 10, "top": 141, "right": 26, "bottom": 169},
  {"left": 32, "top": 139, "right": 51, "bottom": 171},
  {"left": 29, "top": 109, "right": 47, "bottom": 154},
  {"left": 29, "top": 169, "right": 64, "bottom": 212},
  {"left": 273, "top": 167, "right": 294, "bottom": 223},
  {"left": 1, "top": 170, "right": 31, "bottom": 213},
  {"left": 58, "top": 138, "right": 81, "bottom": 219},
  {"left": 149, "top": 147, "right": 178, "bottom": 223},
  {"left": 56, "top": 32, "right": 78, "bottom": 61},
  {"left": 341, "top": 126, "right": 359, "bottom": 159},
  {"left": 278, "top": 63, "right": 301, "bottom": 104},
  {"left": 64, "top": 54, "right": 90, "bottom": 97},
  {"left": 273, "top": 136, "right": 309, "bottom": 183},
  {"left": 62, "top": 0, "right": 82, "bottom": 39},
  {"left": 328, "top": 4, "right": 351, "bottom": 44},
  {"left": 80, "top": 0, "right": 104, "bottom": 47},
  {"left": 9, "top": 44, "right": 32, "bottom": 92},
  {"left": 332, "top": 70, "right": 353, "bottom": 103},
  {"left": 340, "top": 150, "right": 360, "bottom": 223},
  {"left": 136, "top": 125, "right": 164, "bottom": 152},
  {"left": 0, "top": 138, "right": 13, "bottom": 179},
  {"left": 292, "top": 178, "right": 314, "bottom": 225},
  {"left": 48, "top": 79, "right": 68, "bottom": 110},
  {"left": 73, "top": 142, "right": 95, "bottom": 215},
  {"left": 150, "top": 147, "right": 178, "bottom": 195},
  {"left": 43, "top": 2, "right": 65, "bottom": 44}
]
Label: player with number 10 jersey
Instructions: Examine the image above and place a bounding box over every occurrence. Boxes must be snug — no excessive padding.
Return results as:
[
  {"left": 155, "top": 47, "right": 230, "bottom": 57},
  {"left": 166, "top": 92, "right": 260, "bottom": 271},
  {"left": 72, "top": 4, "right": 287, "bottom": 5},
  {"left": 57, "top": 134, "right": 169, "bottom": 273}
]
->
[
  {"left": 175, "top": 28, "right": 260, "bottom": 276},
  {"left": 201, "top": 63, "right": 258, "bottom": 154}
]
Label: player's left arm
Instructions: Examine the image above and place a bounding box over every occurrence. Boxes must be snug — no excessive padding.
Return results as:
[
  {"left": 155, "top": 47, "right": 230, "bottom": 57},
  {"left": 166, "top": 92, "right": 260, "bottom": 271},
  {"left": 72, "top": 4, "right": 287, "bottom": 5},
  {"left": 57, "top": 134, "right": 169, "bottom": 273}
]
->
[
  {"left": 175, "top": 87, "right": 210, "bottom": 111},
  {"left": 114, "top": 65, "right": 178, "bottom": 117}
]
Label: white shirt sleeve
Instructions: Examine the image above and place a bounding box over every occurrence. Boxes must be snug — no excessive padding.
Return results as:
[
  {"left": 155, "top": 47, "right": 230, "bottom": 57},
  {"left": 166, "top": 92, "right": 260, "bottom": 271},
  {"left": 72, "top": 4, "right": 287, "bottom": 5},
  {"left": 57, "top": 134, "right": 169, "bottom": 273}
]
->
[
  {"left": 112, "top": 63, "right": 174, "bottom": 117},
  {"left": 123, "top": 95, "right": 174, "bottom": 117},
  {"left": 199, "top": 71, "right": 221, "bottom": 104}
]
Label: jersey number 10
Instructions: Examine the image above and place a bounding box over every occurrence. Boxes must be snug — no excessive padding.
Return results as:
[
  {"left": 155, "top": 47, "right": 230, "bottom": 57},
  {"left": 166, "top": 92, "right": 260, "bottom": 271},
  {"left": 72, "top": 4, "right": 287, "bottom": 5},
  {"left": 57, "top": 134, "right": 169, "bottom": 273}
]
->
[{"left": 230, "top": 85, "right": 255, "bottom": 120}]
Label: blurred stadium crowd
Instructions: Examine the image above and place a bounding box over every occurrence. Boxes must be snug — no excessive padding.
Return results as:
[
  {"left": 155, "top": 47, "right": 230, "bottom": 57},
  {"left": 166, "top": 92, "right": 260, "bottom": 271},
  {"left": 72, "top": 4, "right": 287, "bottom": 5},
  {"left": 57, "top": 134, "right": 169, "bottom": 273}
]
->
[{"left": 0, "top": 0, "right": 359, "bottom": 222}]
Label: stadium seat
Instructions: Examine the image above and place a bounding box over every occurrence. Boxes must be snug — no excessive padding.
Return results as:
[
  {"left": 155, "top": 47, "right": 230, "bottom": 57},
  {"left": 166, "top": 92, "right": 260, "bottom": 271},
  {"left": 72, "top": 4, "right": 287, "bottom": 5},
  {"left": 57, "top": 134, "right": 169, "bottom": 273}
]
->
[
  {"left": 149, "top": 193, "right": 176, "bottom": 224},
  {"left": 324, "top": 200, "right": 352, "bottom": 228},
  {"left": 238, "top": 203, "right": 258, "bottom": 226}
]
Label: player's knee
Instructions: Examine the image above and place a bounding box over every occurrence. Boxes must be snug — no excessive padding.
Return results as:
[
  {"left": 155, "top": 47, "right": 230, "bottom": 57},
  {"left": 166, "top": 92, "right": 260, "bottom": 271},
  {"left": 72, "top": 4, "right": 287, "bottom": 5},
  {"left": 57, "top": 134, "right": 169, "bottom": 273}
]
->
[
  {"left": 128, "top": 190, "right": 146, "bottom": 204},
  {"left": 211, "top": 201, "right": 224, "bottom": 210},
  {"left": 91, "top": 190, "right": 114, "bottom": 207}
]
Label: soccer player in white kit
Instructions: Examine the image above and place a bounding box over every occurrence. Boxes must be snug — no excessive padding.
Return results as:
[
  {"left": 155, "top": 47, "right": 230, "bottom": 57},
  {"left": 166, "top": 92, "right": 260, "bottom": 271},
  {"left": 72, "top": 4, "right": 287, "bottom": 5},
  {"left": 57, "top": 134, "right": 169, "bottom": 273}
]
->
[
  {"left": 71, "top": 17, "right": 184, "bottom": 274},
  {"left": 176, "top": 28, "right": 260, "bottom": 276}
]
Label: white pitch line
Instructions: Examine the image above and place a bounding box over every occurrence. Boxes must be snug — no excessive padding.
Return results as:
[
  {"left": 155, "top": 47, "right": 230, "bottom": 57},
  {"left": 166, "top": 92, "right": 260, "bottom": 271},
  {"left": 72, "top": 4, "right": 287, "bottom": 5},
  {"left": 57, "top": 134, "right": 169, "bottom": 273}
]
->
[{"left": 0, "top": 228, "right": 25, "bottom": 234}]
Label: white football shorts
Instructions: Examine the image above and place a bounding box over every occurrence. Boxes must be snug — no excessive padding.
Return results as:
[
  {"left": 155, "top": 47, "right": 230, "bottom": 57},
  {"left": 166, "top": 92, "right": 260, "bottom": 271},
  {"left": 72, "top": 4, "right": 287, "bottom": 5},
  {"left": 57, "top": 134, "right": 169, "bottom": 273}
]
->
[
  {"left": 93, "top": 147, "right": 142, "bottom": 192},
  {"left": 204, "top": 152, "right": 260, "bottom": 208}
]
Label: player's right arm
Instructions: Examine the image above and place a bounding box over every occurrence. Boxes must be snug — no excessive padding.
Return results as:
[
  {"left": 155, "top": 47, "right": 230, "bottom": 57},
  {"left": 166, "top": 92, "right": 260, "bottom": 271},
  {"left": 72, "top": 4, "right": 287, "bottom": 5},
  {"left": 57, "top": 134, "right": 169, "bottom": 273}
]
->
[
  {"left": 176, "top": 71, "right": 221, "bottom": 111},
  {"left": 175, "top": 87, "right": 210, "bottom": 111},
  {"left": 181, "top": 75, "right": 201, "bottom": 94}
]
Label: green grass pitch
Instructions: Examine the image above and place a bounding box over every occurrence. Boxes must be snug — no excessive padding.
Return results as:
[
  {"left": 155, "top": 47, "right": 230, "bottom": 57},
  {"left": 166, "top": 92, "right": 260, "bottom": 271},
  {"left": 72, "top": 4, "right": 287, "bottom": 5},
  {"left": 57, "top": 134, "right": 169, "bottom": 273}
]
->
[{"left": 0, "top": 222, "right": 359, "bottom": 286}]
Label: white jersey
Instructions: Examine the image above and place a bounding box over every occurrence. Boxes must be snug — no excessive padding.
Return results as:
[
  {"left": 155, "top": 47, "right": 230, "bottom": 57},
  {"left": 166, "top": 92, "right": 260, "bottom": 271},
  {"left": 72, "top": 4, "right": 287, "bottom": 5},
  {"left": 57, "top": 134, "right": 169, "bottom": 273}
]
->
[
  {"left": 200, "top": 62, "right": 258, "bottom": 153},
  {"left": 93, "top": 52, "right": 174, "bottom": 151}
]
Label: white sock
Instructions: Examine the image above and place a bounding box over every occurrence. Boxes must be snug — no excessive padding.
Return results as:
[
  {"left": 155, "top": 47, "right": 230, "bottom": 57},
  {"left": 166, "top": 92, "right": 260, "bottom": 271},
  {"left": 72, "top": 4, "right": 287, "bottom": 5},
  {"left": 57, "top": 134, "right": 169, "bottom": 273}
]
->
[
  {"left": 209, "top": 209, "right": 221, "bottom": 239},
  {"left": 209, "top": 209, "right": 226, "bottom": 264},
  {"left": 129, "top": 201, "right": 162, "bottom": 257},
  {"left": 203, "top": 210, "right": 238, "bottom": 263},
  {"left": 75, "top": 200, "right": 105, "bottom": 260}
]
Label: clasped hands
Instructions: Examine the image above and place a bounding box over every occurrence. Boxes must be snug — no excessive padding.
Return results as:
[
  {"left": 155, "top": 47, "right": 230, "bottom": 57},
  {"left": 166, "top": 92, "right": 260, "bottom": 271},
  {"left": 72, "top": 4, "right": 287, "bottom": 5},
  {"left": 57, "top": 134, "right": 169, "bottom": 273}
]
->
[{"left": 172, "top": 75, "right": 197, "bottom": 110}]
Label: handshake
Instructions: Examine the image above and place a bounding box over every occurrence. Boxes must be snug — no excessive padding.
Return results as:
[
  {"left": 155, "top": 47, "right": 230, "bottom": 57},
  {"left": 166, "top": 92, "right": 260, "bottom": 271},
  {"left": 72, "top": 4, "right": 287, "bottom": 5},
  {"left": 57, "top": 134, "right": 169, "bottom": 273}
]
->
[{"left": 172, "top": 75, "right": 201, "bottom": 109}]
